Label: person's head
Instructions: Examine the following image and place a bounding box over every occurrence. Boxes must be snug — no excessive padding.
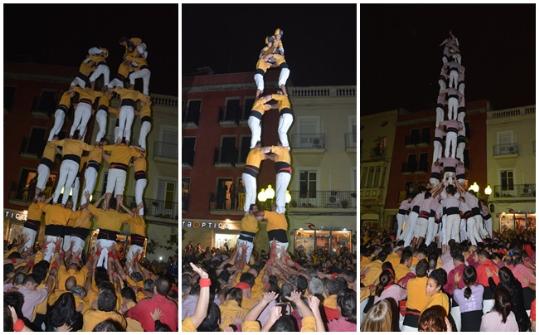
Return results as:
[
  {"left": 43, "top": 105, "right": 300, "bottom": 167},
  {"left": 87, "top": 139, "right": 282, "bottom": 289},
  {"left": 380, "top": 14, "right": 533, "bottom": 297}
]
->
[
  {"left": 248, "top": 204, "right": 258, "bottom": 213},
  {"left": 130, "top": 271, "right": 144, "bottom": 283},
  {"left": 46, "top": 292, "right": 83, "bottom": 331},
  {"left": 418, "top": 305, "right": 448, "bottom": 331},
  {"left": 308, "top": 276, "right": 324, "bottom": 296},
  {"left": 360, "top": 299, "right": 393, "bottom": 331},
  {"left": 155, "top": 276, "right": 171, "bottom": 296},
  {"left": 155, "top": 319, "right": 172, "bottom": 331},
  {"left": 400, "top": 248, "right": 413, "bottom": 267},
  {"left": 478, "top": 249, "right": 490, "bottom": 263},
  {"left": 97, "top": 288, "right": 117, "bottom": 312},
  {"left": 144, "top": 279, "right": 155, "bottom": 292},
  {"left": 121, "top": 286, "right": 137, "bottom": 304},
  {"left": 225, "top": 287, "right": 243, "bottom": 307},
  {"left": 65, "top": 276, "right": 77, "bottom": 291},
  {"left": 375, "top": 270, "right": 395, "bottom": 297},
  {"left": 463, "top": 266, "right": 477, "bottom": 299},
  {"left": 5, "top": 291, "right": 24, "bottom": 320},
  {"left": 93, "top": 319, "right": 126, "bottom": 331},
  {"left": 493, "top": 287, "right": 512, "bottom": 323},
  {"left": 197, "top": 302, "right": 221, "bottom": 331},
  {"left": 426, "top": 268, "right": 447, "bottom": 296},
  {"left": 94, "top": 266, "right": 109, "bottom": 287},
  {"left": 325, "top": 278, "right": 342, "bottom": 296},
  {"left": 239, "top": 272, "right": 255, "bottom": 288},
  {"left": 498, "top": 266, "right": 516, "bottom": 287},
  {"left": 446, "top": 184, "right": 456, "bottom": 195},
  {"left": 14, "top": 272, "right": 26, "bottom": 287},
  {"left": 270, "top": 315, "right": 298, "bottom": 332},
  {"left": 452, "top": 253, "right": 465, "bottom": 266},
  {"left": 337, "top": 289, "right": 356, "bottom": 324},
  {"left": 415, "top": 259, "right": 429, "bottom": 278}
]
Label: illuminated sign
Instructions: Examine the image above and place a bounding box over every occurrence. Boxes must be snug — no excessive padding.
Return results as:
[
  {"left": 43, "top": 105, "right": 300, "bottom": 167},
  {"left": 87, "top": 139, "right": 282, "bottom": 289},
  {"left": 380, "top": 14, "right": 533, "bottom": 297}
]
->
[
  {"left": 4, "top": 209, "right": 27, "bottom": 222},
  {"left": 182, "top": 220, "right": 230, "bottom": 230}
]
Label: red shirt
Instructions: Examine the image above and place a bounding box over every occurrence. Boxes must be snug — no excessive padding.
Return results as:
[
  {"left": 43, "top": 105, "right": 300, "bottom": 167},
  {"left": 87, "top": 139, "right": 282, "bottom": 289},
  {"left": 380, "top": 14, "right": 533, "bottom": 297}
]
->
[
  {"left": 444, "top": 263, "right": 465, "bottom": 295},
  {"left": 127, "top": 294, "right": 178, "bottom": 331},
  {"left": 476, "top": 259, "right": 500, "bottom": 287}
]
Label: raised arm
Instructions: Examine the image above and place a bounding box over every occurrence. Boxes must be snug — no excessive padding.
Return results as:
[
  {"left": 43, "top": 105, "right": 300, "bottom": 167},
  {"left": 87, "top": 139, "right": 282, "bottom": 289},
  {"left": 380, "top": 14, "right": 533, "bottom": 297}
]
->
[
  {"left": 245, "top": 291, "right": 279, "bottom": 321},
  {"left": 189, "top": 263, "right": 210, "bottom": 328}
]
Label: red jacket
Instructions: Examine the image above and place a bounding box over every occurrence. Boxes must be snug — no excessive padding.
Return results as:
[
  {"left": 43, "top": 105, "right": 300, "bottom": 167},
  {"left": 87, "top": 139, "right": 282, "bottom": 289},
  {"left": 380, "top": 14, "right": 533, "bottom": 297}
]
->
[{"left": 127, "top": 294, "right": 178, "bottom": 331}]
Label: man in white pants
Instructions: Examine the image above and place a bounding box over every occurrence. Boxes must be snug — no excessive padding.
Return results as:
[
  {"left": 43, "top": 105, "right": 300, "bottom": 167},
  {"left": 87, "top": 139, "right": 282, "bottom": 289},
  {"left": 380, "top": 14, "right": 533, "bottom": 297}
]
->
[
  {"left": 463, "top": 191, "right": 484, "bottom": 245},
  {"left": 126, "top": 209, "right": 146, "bottom": 270},
  {"left": 36, "top": 140, "right": 58, "bottom": 197},
  {"left": 272, "top": 28, "right": 291, "bottom": 94},
  {"left": 42, "top": 203, "right": 73, "bottom": 262},
  {"left": 403, "top": 190, "right": 426, "bottom": 246},
  {"left": 102, "top": 141, "right": 140, "bottom": 210},
  {"left": 396, "top": 197, "right": 412, "bottom": 240},
  {"left": 426, "top": 197, "right": 442, "bottom": 246},
  {"left": 94, "top": 90, "right": 114, "bottom": 143},
  {"left": 433, "top": 125, "right": 445, "bottom": 163},
  {"left": 236, "top": 205, "right": 260, "bottom": 264},
  {"left": 247, "top": 95, "right": 273, "bottom": 148},
  {"left": 112, "top": 87, "right": 148, "bottom": 144},
  {"left": 441, "top": 184, "right": 461, "bottom": 248},
  {"left": 269, "top": 145, "right": 292, "bottom": 214},
  {"left": 64, "top": 204, "right": 92, "bottom": 256},
  {"left": 70, "top": 52, "right": 96, "bottom": 88},
  {"left": 440, "top": 119, "right": 462, "bottom": 159},
  {"left": 254, "top": 36, "right": 277, "bottom": 97},
  {"left": 50, "top": 133, "right": 94, "bottom": 206},
  {"left": 48, "top": 90, "right": 74, "bottom": 141},
  {"left": 430, "top": 160, "right": 443, "bottom": 188},
  {"left": 446, "top": 87, "right": 463, "bottom": 121},
  {"left": 137, "top": 98, "right": 152, "bottom": 150},
  {"left": 414, "top": 194, "right": 433, "bottom": 247},
  {"left": 447, "top": 59, "right": 461, "bottom": 89},
  {"left": 133, "top": 148, "right": 147, "bottom": 215},
  {"left": 80, "top": 144, "right": 103, "bottom": 207},
  {"left": 435, "top": 92, "right": 447, "bottom": 127},
  {"left": 127, "top": 47, "right": 151, "bottom": 96},
  {"left": 271, "top": 90, "right": 294, "bottom": 149},
  {"left": 241, "top": 146, "right": 271, "bottom": 212},
  {"left": 438, "top": 64, "right": 448, "bottom": 91},
  {"left": 456, "top": 161, "right": 466, "bottom": 185},
  {"left": 456, "top": 126, "right": 466, "bottom": 163},
  {"left": 87, "top": 47, "right": 110, "bottom": 88},
  {"left": 22, "top": 194, "right": 47, "bottom": 252},
  {"left": 70, "top": 86, "right": 102, "bottom": 138},
  {"left": 458, "top": 65, "right": 465, "bottom": 95},
  {"left": 480, "top": 201, "right": 493, "bottom": 238}
]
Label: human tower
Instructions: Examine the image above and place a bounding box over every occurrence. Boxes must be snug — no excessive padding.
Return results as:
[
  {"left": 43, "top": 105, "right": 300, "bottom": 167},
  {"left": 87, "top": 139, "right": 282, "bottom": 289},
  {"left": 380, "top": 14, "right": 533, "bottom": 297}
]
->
[
  {"left": 21, "top": 37, "right": 152, "bottom": 272},
  {"left": 396, "top": 32, "right": 493, "bottom": 252}
]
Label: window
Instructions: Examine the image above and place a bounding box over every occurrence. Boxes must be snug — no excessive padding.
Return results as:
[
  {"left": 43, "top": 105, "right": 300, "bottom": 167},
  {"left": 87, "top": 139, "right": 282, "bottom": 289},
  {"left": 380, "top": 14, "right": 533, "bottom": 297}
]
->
[
  {"left": 296, "top": 116, "right": 322, "bottom": 148},
  {"left": 157, "top": 180, "right": 177, "bottom": 210},
  {"left": 217, "top": 136, "right": 237, "bottom": 165},
  {"left": 366, "top": 167, "right": 374, "bottom": 187},
  {"left": 4, "top": 87, "right": 15, "bottom": 111},
  {"left": 406, "top": 154, "right": 417, "bottom": 171},
  {"left": 500, "top": 170, "right": 514, "bottom": 191},
  {"left": 155, "top": 127, "right": 178, "bottom": 160},
  {"left": 216, "top": 178, "right": 235, "bottom": 210},
  {"left": 243, "top": 97, "right": 255, "bottom": 120},
  {"left": 419, "top": 153, "right": 429, "bottom": 172},
  {"left": 410, "top": 129, "right": 420, "bottom": 144},
  {"left": 182, "top": 137, "right": 196, "bottom": 166},
  {"left": 220, "top": 98, "right": 241, "bottom": 122},
  {"left": 239, "top": 136, "right": 251, "bottom": 163},
  {"left": 372, "top": 166, "right": 381, "bottom": 188},
  {"left": 421, "top": 128, "right": 430, "bottom": 143},
  {"left": 185, "top": 100, "right": 201, "bottom": 125},
  {"left": 497, "top": 131, "right": 513, "bottom": 145},
  {"left": 360, "top": 167, "right": 367, "bottom": 188},
  {"left": 299, "top": 170, "right": 317, "bottom": 198},
  {"left": 32, "top": 91, "right": 57, "bottom": 115},
  {"left": 182, "top": 178, "right": 190, "bottom": 211},
  {"left": 15, "top": 168, "right": 37, "bottom": 201},
  {"left": 22, "top": 128, "right": 47, "bottom": 155}
]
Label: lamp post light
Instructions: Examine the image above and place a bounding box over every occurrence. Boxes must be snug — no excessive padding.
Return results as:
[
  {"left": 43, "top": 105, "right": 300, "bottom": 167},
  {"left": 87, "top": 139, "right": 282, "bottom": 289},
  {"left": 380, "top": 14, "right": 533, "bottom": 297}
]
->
[
  {"left": 468, "top": 181, "right": 480, "bottom": 193},
  {"left": 484, "top": 185, "right": 492, "bottom": 196}
]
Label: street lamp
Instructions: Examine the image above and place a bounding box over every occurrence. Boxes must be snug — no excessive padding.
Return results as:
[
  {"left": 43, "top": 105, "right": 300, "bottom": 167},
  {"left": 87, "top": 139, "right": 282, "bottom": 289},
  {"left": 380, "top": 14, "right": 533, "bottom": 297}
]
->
[
  {"left": 285, "top": 190, "right": 291, "bottom": 204},
  {"left": 468, "top": 182, "right": 480, "bottom": 193},
  {"left": 265, "top": 185, "right": 275, "bottom": 200},
  {"left": 257, "top": 188, "right": 267, "bottom": 202},
  {"left": 484, "top": 185, "right": 492, "bottom": 196}
]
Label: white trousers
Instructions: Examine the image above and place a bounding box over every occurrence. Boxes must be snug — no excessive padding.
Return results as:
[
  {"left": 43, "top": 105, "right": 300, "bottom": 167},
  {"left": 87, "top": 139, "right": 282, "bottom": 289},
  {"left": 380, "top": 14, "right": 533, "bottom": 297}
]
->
[
  {"left": 135, "top": 178, "right": 147, "bottom": 215},
  {"left": 433, "top": 141, "right": 443, "bottom": 162},
  {"left": 54, "top": 160, "right": 79, "bottom": 205},
  {"left": 278, "top": 113, "right": 294, "bottom": 148},
  {"left": 438, "top": 79, "right": 446, "bottom": 91},
  {"left": 22, "top": 227, "right": 38, "bottom": 251},
  {"left": 483, "top": 299, "right": 495, "bottom": 315},
  {"left": 89, "top": 64, "right": 110, "bottom": 86},
  {"left": 460, "top": 219, "right": 468, "bottom": 242},
  {"left": 138, "top": 121, "right": 152, "bottom": 150},
  {"left": 129, "top": 68, "right": 151, "bottom": 95},
  {"left": 70, "top": 76, "right": 86, "bottom": 88},
  {"left": 108, "top": 77, "right": 124, "bottom": 89},
  {"left": 278, "top": 68, "right": 290, "bottom": 87},
  {"left": 70, "top": 102, "right": 92, "bottom": 137},
  {"left": 459, "top": 82, "right": 465, "bottom": 95},
  {"left": 63, "top": 235, "right": 84, "bottom": 254},
  {"left": 403, "top": 211, "right": 419, "bottom": 247},
  {"left": 49, "top": 109, "right": 65, "bottom": 141},
  {"left": 118, "top": 105, "right": 135, "bottom": 143},
  {"left": 485, "top": 217, "right": 493, "bottom": 238},
  {"left": 106, "top": 168, "right": 127, "bottom": 196},
  {"left": 247, "top": 116, "right": 262, "bottom": 149},
  {"left": 95, "top": 109, "right": 108, "bottom": 143},
  {"left": 449, "top": 69, "right": 459, "bottom": 88},
  {"left": 451, "top": 305, "right": 462, "bottom": 332},
  {"left": 236, "top": 239, "right": 254, "bottom": 263},
  {"left": 127, "top": 244, "right": 144, "bottom": 265},
  {"left": 254, "top": 73, "right": 264, "bottom": 92},
  {"left": 396, "top": 213, "right": 405, "bottom": 239},
  {"left": 80, "top": 166, "right": 98, "bottom": 206},
  {"left": 425, "top": 217, "right": 437, "bottom": 246},
  {"left": 37, "top": 163, "right": 51, "bottom": 191},
  {"left": 71, "top": 177, "right": 80, "bottom": 210},
  {"left": 470, "top": 215, "right": 484, "bottom": 245},
  {"left": 44, "top": 235, "right": 62, "bottom": 262},
  {"left": 456, "top": 142, "right": 466, "bottom": 162},
  {"left": 97, "top": 239, "right": 116, "bottom": 269},
  {"left": 275, "top": 172, "right": 291, "bottom": 214},
  {"left": 448, "top": 97, "right": 458, "bottom": 120},
  {"left": 435, "top": 107, "right": 444, "bottom": 127},
  {"left": 241, "top": 173, "right": 257, "bottom": 212},
  {"left": 445, "top": 131, "right": 457, "bottom": 158},
  {"left": 444, "top": 214, "right": 461, "bottom": 244},
  {"left": 414, "top": 217, "right": 428, "bottom": 238}
]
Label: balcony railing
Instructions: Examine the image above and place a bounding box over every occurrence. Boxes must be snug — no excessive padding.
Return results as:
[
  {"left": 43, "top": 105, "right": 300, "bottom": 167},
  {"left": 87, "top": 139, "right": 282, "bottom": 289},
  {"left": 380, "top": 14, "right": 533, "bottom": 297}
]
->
[
  {"left": 493, "top": 184, "right": 536, "bottom": 199},
  {"left": 154, "top": 141, "right": 178, "bottom": 161},
  {"left": 290, "top": 133, "right": 325, "bottom": 150},
  {"left": 360, "top": 188, "right": 381, "bottom": 200},
  {"left": 288, "top": 191, "right": 356, "bottom": 209},
  {"left": 488, "top": 105, "right": 535, "bottom": 120},
  {"left": 150, "top": 94, "right": 178, "bottom": 108},
  {"left": 493, "top": 143, "right": 519, "bottom": 156},
  {"left": 345, "top": 133, "right": 356, "bottom": 150},
  {"left": 289, "top": 86, "right": 356, "bottom": 97}
]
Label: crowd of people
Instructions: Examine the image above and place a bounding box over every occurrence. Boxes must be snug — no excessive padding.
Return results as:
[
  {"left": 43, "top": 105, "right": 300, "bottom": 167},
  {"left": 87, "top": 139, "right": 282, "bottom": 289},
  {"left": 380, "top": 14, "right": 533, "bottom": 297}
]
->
[{"left": 182, "top": 243, "right": 356, "bottom": 332}]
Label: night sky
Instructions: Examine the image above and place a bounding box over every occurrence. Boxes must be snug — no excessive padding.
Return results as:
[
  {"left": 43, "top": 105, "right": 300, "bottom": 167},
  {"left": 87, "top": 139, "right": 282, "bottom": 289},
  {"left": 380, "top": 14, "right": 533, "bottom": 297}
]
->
[
  {"left": 361, "top": 4, "right": 535, "bottom": 114},
  {"left": 182, "top": 4, "right": 357, "bottom": 86},
  {"left": 4, "top": 4, "right": 178, "bottom": 96}
]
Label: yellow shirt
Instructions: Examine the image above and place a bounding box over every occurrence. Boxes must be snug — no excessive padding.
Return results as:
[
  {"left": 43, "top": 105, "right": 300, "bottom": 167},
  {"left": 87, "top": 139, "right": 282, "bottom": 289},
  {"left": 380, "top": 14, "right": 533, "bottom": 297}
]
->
[
  {"left": 96, "top": 94, "right": 111, "bottom": 111},
  {"left": 245, "top": 147, "right": 266, "bottom": 168},
  {"left": 72, "top": 86, "right": 102, "bottom": 104},
  {"left": 425, "top": 292, "right": 450, "bottom": 314},
  {"left": 112, "top": 87, "right": 147, "bottom": 102},
  {"left": 324, "top": 294, "right": 338, "bottom": 309},
  {"left": 139, "top": 100, "right": 152, "bottom": 118},
  {"left": 387, "top": 252, "right": 401, "bottom": 269},
  {"left": 362, "top": 260, "right": 382, "bottom": 287},
  {"left": 88, "top": 147, "right": 103, "bottom": 163},
  {"left": 251, "top": 98, "right": 272, "bottom": 115},
  {"left": 42, "top": 141, "right": 57, "bottom": 161},
  {"left": 88, "top": 205, "right": 130, "bottom": 232},
  {"left": 58, "top": 91, "right": 72, "bottom": 108},
  {"left": 406, "top": 276, "right": 429, "bottom": 312},
  {"left": 70, "top": 209, "right": 93, "bottom": 229},
  {"left": 240, "top": 214, "right": 259, "bottom": 234},
  {"left": 394, "top": 263, "right": 411, "bottom": 282},
  {"left": 126, "top": 317, "right": 144, "bottom": 332},
  {"left": 57, "top": 265, "right": 88, "bottom": 290},
  {"left": 42, "top": 204, "right": 73, "bottom": 226},
  {"left": 128, "top": 215, "right": 146, "bottom": 237},
  {"left": 133, "top": 156, "right": 147, "bottom": 172},
  {"left": 360, "top": 255, "right": 372, "bottom": 272},
  {"left": 182, "top": 317, "right": 197, "bottom": 332},
  {"left": 48, "top": 289, "right": 88, "bottom": 312},
  {"left": 79, "top": 59, "right": 95, "bottom": 76},
  {"left": 219, "top": 300, "right": 248, "bottom": 330},
  {"left": 27, "top": 202, "right": 45, "bottom": 221},
  {"left": 82, "top": 309, "right": 127, "bottom": 331},
  {"left": 103, "top": 144, "right": 140, "bottom": 165},
  {"left": 270, "top": 146, "right": 291, "bottom": 164},
  {"left": 242, "top": 316, "right": 316, "bottom": 332},
  {"left": 271, "top": 93, "right": 291, "bottom": 110},
  {"left": 264, "top": 211, "right": 288, "bottom": 231},
  {"left": 53, "top": 139, "right": 93, "bottom": 158}
]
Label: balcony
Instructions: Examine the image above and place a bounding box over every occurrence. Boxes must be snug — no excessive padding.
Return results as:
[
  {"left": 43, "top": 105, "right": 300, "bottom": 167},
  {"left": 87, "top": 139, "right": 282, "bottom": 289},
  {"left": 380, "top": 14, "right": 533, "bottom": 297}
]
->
[
  {"left": 153, "top": 141, "right": 178, "bottom": 163},
  {"left": 488, "top": 105, "right": 535, "bottom": 120},
  {"left": 344, "top": 133, "right": 356, "bottom": 152},
  {"left": 151, "top": 94, "right": 178, "bottom": 108},
  {"left": 493, "top": 184, "right": 536, "bottom": 199},
  {"left": 290, "top": 133, "right": 325, "bottom": 153},
  {"left": 493, "top": 143, "right": 519, "bottom": 157},
  {"left": 288, "top": 191, "right": 356, "bottom": 209},
  {"left": 289, "top": 86, "right": 356, "bottom": 97},
  {"left": 213, "top": 148, "right": 238, "bottom": 167},
  {"left": 360, "top": 188, "right": 381, "bottom": 200}
]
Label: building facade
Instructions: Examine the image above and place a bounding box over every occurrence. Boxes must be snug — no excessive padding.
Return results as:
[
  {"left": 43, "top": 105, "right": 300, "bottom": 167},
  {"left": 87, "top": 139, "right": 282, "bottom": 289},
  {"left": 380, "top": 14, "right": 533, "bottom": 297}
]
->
[
  {"left": 182, "top": 71, "right": 356, "bottom": 254},
  {"left": 486, "top": 105, "right": 536, "bottom": 232},
  {"left": 4, "top": 63, "right": 178, "bottom": 261},
  {"left": 359, "top": 110, "right": 398, "bottom": 228}
]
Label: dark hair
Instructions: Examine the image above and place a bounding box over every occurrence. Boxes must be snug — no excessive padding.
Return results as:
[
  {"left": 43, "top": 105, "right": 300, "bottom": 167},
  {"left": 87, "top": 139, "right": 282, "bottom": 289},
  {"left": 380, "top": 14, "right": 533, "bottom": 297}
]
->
[
  {"left": 453, "top": 253, "right": 465, "bottom": 263},
  {"left": 93, "top": 319, "right": 126, "bottom": 331},
  {"left": 415, "top": 259, "right": 429, "bottom": 277},
  {"left": 498, "top": 266, "right": 516, "bottom": 287},
  {"left": 197, "top": 303, "right": 220, "bottom": 331},
  {"left": 270, "top": 315, "right": 298, "bottom": 332},
  {"left": 295, "top": 275, "right": 308, "bottom": 294},
  {"left": 5, "top": 291, "right": 24, "bottom": 320},
  {"left": 418, "top": 305, "right": 447, "bottom": 331},
  {"left": 325, "top": 278, "right": 341, "bottom": 296},
  {"left": 375, "top": 270, "right": 394, "bottom": 297},
  {"left": 4, "top": 300, "right": 13, "bottom": 331},
  {"left": 493, "top": 287, "right": 512, "bottom": 323},
  {"left": 46, "top": 292, "right": 83, "bottom": 331},
  {"left": 463, "top": 266, "right": 477, "bottom": 299},
  {"left": 239, "top": 272, "right": 255, "bottom": 288},
  {"left": 94, "top": 266, "right": 109, "bottom": 287},
  {"left": 4, "top": 264, "right": 15, "bottom": 280},
  {"left": 14, "top": 272, "right": 26, "bottom": 286},
  {"left": 156, "top": 276, "right": 171, "bottom": 296},
  {"left": 225, "top": 287, "right": 243, "bottom": 307},
  {"left": 31, "top": 260, "right": 50, "bottom": 284},
  {"left": 121, "top": 286, "right": 137, "bottom": 303},
  {"left": 155, "top": 319, "right": 172, "bottom": 331},
  {"left": 144, "top": 279, "right": 155, "bottom": 292},
  {"left": 428, "top": 268, "right": 447, "bottom": 288},
  {"left": 446, "top": 184, "right": 456, "bottom": 195},
  {"left": 97, "top": 288, "right": 117, "bottom": 312},
  {"left": 338, "top": 289, "right": 356, "bottom": 324},
  {"left": 400, "top": 248, "right": 413, "bottom": 264}
]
